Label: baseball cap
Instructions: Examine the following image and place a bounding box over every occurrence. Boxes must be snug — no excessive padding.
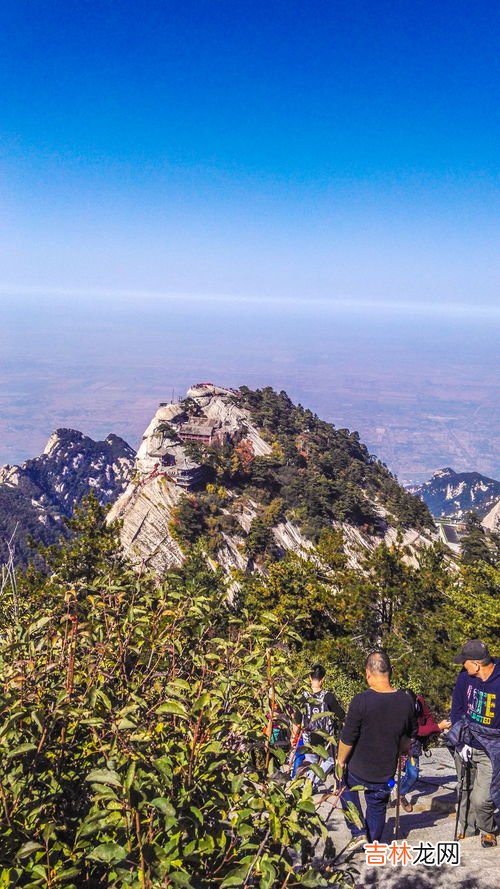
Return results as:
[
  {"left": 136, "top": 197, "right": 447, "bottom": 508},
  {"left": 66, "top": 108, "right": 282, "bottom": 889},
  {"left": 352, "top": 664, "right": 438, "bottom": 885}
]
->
[{"left": 453, "top": 639, "right": 490, "bottom": 664}]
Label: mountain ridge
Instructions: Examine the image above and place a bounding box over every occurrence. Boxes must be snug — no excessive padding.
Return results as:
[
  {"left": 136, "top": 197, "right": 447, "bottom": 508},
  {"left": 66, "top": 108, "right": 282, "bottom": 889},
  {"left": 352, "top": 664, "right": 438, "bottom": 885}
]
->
[
  {"left": 0, "top": 429, "right": 135, "bottom": 565},
  {"left": 0, "top": 384, "right": 438, "bottom": 570},
  {"left": 109, "top": 383, "right": 435, "bottom": 574},
  {"left": 409, "top": 466, "right": 500, "bottom": 519}
]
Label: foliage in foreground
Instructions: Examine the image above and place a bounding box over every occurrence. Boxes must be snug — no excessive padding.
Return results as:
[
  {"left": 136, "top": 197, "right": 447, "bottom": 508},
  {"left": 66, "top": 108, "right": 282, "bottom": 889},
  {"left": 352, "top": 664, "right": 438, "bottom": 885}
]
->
[
  {"left": 2, "top": 488, "right": 499, "bottom": 887},
  {"left": 0, "top": 518, "right": 340, "bottom": 888}
]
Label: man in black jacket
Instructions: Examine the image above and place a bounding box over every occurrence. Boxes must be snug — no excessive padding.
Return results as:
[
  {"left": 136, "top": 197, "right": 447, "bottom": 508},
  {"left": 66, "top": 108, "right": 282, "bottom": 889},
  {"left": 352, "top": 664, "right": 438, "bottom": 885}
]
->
[{"left": 337, "top": 650, "right": 416, "bottom": 844}]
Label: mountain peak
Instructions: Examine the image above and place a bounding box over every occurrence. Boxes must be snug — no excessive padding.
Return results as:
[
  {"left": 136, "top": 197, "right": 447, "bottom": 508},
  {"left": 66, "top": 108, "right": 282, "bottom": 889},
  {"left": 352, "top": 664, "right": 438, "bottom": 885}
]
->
[
  {"left": 1, "top": 429, "right": 136, "bottom": 566},
  {"left": 410, "top": 468, "right": 500, "bottom": 519},
  {"left": 432, "top": 467, "right": 456, "bottom": 479},
  {"left": 109, "top": 383, "right": 434, "bottom": 576},
  {"left": 43, "top": 428, "right": 86, "bottom": 455}
]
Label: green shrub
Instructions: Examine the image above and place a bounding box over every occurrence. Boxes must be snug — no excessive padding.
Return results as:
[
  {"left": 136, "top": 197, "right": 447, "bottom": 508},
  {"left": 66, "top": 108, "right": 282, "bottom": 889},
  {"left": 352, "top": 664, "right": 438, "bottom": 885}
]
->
[{"left": 0, "top": 564, "right": 337, "bottom": 887}]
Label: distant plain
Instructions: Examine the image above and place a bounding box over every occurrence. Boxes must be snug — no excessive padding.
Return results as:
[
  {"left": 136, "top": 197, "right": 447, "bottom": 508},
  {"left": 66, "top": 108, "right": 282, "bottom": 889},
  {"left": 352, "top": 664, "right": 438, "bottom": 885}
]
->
[{"left": 1, "top": 294, "right": 498, "bottom": 485}]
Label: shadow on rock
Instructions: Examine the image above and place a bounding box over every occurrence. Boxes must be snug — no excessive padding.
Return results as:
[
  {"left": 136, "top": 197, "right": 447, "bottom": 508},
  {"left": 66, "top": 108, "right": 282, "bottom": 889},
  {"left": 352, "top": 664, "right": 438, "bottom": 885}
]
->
[
  {"left": 362, "top": 870, "right": 479, "bottom": 888},
  {"left": 413, "top": 774, "right": 458, "bottom": 800},
  {"left": 385, "top": 792, "right": 457, "bottom": 842}
]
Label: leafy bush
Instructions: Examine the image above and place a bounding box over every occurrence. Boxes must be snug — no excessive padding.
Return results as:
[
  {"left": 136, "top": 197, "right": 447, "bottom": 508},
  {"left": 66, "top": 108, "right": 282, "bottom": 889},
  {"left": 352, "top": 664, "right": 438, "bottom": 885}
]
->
[{"left": 0, "top": 544, "right": 339, "bottom": 887}]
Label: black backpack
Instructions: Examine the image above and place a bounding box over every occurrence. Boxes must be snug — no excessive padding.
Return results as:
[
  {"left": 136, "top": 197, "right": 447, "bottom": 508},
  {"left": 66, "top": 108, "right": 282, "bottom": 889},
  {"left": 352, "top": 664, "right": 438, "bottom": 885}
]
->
[{"left": 301, "top": 690, "right": 335, "bottom": 745}]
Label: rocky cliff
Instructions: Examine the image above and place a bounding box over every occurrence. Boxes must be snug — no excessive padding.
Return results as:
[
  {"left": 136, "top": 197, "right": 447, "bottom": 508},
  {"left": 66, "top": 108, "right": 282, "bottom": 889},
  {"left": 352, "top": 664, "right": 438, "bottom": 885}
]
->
[
  {"left": 109, "top": 383, "right": 435, "bottom": 574},
  {"left": 0, "top": 429, "right": 135, "bottom": 565},
  {"left": 108, "top": 383, "right": 276, "bottom": 574},
  {"left": 482, "top": 497, "right": 500, "bottom": 533}
]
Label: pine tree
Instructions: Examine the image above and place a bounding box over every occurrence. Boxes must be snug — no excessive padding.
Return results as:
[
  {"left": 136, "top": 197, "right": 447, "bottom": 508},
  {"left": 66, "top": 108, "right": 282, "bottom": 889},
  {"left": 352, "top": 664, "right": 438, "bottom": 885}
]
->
[{"left": 461, "top": 512, "right": 493, "bottom": 565}]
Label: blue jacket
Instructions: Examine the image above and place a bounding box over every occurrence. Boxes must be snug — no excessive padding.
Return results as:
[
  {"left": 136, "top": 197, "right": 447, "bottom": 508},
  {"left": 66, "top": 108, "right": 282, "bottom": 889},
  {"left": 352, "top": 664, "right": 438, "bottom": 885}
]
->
[
  {"left": 449, "top": 658, "right": 500, "bottom": 815},
  {"left": 451, "top": 658, "right": 500, "bottom": 744}
]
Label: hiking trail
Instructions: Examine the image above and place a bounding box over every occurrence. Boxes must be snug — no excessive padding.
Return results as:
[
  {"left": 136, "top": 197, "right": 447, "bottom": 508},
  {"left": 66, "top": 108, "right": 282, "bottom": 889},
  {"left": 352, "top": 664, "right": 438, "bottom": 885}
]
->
[{"left": 316, "top": 747, "right": 497, "bottom": 887}]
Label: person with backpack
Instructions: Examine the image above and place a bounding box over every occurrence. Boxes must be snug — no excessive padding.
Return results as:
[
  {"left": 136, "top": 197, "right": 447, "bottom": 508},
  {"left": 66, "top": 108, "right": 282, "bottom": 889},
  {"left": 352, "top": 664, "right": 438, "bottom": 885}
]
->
[
  {"left": 397, "top": 690, "right": 451, "bottom": 812},
  {"left": 287, "top": 663, "right": 345, "bottom": 790}
]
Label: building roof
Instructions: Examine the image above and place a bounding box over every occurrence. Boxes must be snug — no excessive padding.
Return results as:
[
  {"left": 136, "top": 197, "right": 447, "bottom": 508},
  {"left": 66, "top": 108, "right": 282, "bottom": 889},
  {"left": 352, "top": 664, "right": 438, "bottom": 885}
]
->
[
  {"left": 179, "top": 421, "right": 216, "bottom": 436},
  {"left": 438, "top": 522, "right": 462, "bottom": 547}
]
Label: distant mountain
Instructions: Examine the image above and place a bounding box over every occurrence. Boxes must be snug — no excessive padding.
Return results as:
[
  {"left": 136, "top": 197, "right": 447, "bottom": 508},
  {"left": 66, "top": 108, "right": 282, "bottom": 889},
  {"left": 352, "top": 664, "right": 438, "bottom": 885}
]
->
[
  {"left": 409, "top": 467, "right": 500, "bottom": 519},
  {"left": 0, "top": 386, "right": 438, "bottom": 573},
  {"left": 0, "top": 429, "right": 135, "bottom": 565}
]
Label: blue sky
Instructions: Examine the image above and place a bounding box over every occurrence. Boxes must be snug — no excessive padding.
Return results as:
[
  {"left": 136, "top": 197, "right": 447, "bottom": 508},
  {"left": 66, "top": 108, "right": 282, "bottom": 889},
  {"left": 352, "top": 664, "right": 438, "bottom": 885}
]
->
[{"left": 1, "top": 0, "right": 498, "bottom": 310}]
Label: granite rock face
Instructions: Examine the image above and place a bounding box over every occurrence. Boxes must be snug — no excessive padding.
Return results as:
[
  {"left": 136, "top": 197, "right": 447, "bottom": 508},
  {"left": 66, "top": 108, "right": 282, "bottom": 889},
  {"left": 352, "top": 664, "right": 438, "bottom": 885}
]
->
[
  {"left": 482, "top": 497, "right": 500, "bottom": 533},
  {"left": 0, "top": 429, "right": 135, "bottom": 565},
  {"left": 108, "top": 383, "right": 274, "bottom": 573},
  {"left": 108, "top": 474, "right": 185, "bottom": 574},
  {"left": 109, "top": 384, "right": 437, "bottom": 576}
]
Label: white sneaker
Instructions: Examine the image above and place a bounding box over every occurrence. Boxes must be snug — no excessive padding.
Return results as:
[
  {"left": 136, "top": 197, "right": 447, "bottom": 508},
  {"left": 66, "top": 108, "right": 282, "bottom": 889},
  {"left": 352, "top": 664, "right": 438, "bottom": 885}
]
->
[{"left": 346, "top": 834, "right": 367, "bottom": 853}]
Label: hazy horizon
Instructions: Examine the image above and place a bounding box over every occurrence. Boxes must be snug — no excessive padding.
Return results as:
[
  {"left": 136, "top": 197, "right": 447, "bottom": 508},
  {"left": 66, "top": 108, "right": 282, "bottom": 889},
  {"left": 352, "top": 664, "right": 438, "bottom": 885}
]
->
[{"left": 1, "top": 292, "right": 498, "bottom": 485}]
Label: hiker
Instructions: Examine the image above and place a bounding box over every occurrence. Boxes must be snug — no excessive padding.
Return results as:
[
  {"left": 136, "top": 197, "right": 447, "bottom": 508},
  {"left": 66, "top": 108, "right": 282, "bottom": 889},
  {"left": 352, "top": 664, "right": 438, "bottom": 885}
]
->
[
  {"left": 396, "top": 690, "right": 451, "bottom": 812},
  {"left": 336, "top": 650, "right": 417, "bottom": 845},
  {"left": 263, "top": 686, "right": 290, "bottom": 748},
  {"left": 287, "top": 663, "right": 345, "bottom": 788},
  {"left": 448, "top": 639, "right": 500, "bottom": 848}
]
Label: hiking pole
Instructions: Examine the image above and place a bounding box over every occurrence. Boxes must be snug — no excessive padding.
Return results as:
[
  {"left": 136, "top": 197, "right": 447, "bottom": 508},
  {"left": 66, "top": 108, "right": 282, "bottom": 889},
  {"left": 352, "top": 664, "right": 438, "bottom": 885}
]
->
[
  {"left": 464, "top": 757, "right": 471, "bottom": 835},
  {"left": 453, "top": 761, "right": 466, "bottom": 841},
  {"left": 454, "top": 752, "right": 472, "bottom": 840},
  {"left": 394, "top": 756, "right": 402, "bottom": 841}
]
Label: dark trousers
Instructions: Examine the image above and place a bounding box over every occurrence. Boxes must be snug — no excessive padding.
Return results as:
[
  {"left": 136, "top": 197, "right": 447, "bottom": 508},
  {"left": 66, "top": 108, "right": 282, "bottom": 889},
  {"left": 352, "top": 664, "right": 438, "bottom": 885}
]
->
[{"left": 341, "top": 767, "right": 391, "bottom": 842}]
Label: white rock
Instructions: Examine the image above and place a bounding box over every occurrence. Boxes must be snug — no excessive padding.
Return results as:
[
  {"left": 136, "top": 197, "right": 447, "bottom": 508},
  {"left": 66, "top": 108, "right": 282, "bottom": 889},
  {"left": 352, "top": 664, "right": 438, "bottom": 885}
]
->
[{"left": 482, "top": 497, "right": 500, "bottom": 531}]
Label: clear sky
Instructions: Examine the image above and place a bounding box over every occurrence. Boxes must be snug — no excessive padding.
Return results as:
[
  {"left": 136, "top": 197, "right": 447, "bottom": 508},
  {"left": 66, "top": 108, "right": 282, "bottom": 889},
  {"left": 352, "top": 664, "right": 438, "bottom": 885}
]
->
[{"left": 1, "top": 0, "right": 498, "bottom": 311}]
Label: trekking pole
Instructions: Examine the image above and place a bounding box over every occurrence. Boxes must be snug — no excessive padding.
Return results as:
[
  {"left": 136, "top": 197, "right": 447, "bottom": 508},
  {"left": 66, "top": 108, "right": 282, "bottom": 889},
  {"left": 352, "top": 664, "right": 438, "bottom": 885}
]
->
[
  {"left": 453, "top": 761, "right": 466, "bottom": 841},
  {"left": 394, "top": 756, "right": 402, "bottom": 841},
  {"left": 464, "top": 757, "right": 471, "bottom": 834}
]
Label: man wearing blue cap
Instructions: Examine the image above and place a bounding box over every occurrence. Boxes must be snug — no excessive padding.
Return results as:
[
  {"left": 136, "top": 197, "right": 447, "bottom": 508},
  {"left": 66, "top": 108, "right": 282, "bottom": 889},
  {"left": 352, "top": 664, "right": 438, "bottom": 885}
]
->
[{"left": 450, "top": 639, "right": 500, "bottom": 849}]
